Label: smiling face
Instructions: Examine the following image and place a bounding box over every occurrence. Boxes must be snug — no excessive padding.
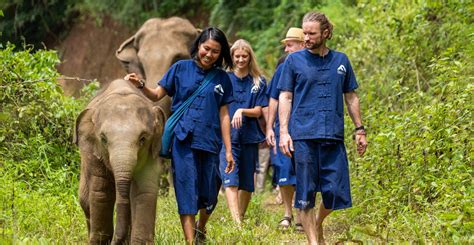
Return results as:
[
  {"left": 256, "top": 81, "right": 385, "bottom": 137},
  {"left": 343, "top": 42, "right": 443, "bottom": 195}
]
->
[
  {"left": 197, "top": 39, "right": 222, "bottom": 70},
  {"left": 302, "top": 21, "right": 326, "bottom": 51},
  {"left": 232, "top": 48, "right": 250, "bottom": 70}
]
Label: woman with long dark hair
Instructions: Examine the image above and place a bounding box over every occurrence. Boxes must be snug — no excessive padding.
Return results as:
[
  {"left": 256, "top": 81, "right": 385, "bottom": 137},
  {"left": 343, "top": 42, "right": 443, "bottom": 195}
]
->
[{"left": 126, "top": 27, "right": 235, "bottom": 244}]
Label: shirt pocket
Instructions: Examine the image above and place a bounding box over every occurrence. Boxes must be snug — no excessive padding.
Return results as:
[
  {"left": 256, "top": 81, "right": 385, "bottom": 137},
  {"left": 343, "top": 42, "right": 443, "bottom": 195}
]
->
[
  {"left": 193, "top": 121, "right": 221, "bottom": 153},
  {"left": 293, "top": 107, "right": 319, "bottom": 136}
]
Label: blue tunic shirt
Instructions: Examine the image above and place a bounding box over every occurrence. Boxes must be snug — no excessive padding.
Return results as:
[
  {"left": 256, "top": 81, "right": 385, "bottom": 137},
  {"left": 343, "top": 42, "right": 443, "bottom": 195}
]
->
[
  {"left": 266, "top": 64, "right": 284, "bottom": 137},
  {"left": 227, "top": 72, "right": 268, "bottom": 144},
  {"left": 159, "top": 60, "right": 233, "bottom": 153},
  {"left": 277, "top": 49, "right": 358, "bottom": 141}
]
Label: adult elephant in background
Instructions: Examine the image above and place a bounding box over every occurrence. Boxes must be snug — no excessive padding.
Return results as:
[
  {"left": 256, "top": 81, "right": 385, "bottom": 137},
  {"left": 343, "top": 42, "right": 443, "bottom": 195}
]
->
[
  {"left": 75, "top": 79, "right": 168, "bottom": 244},
  {"left": 115, "top": 17, "right": 199, "bottom": 89},
  {"left": 73, "top": 17, "right": 199, "bottom": 243},
  {"left": 115, "top": 16, "right": 199, "bottom": 190}
]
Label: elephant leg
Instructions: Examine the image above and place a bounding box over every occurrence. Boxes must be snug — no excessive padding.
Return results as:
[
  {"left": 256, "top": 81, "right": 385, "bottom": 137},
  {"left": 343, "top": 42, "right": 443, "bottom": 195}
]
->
[
  {"left": 89, "top": 174, "right": 115, "bottom": 244},
  {"left": 130, "top": 164, "right": 160, "bottom": 244},
  {"left": 79, "top": 172, "right": 91, "bottom": 235}
]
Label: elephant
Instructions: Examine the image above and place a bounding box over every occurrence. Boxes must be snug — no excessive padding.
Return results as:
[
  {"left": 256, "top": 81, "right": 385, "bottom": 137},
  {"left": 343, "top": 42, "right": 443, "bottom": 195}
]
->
[
  {"left": 115, "top": 16, "right": 199, "bottom": 189},
  {"left": 75, "top": 79, "right": 168, "bottom": 244},
  {"left": 75, "top": 17, "right": 199, "bottom": 244},
  {"left": 115, "top": 16, "right": 199, "bottom": 89}
]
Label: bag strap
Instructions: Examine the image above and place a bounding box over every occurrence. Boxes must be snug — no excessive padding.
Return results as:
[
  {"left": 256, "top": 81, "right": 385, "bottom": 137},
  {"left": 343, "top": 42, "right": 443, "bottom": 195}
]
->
[
  {"left": 160, "top": 69, "right": 219, "bottom": 157},
  {"left": 169, "top": 69, "right": 218, "bottom": 122}
]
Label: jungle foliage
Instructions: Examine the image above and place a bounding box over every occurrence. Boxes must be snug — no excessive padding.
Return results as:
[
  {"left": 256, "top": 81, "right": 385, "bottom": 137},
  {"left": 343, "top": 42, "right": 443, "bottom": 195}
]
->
[{"left": 0, "top": 0, "right": 472, "bottom": 243}]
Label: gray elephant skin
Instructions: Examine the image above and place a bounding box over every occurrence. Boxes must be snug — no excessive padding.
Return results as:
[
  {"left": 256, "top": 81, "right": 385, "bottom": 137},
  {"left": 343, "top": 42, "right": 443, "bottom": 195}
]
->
[
  {"left": 75, "top": 79, "right": 167, "bottom": 244},
  {"left": 75, "top": 17, "right": 198, "bottom": 244},
  {"left": 116, "top": 17, "right": 198, "bottom": 89},
  {"left": 115, "top": 17, "right": 199, "bottom": 190}
]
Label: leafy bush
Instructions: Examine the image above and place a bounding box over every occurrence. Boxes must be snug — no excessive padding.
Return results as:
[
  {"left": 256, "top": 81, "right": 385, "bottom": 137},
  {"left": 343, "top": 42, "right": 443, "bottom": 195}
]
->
[
  {"left": 0, "top": 0, "right": 472, "bottom": 243},
  {"left": 75, "top": 0, "right": 218, "bottom": 28},
  {"left": 333, "top": 1, "right": 473, "bottom": 242},
  {"left": 0, "top": 0, "right": 77, "bottom": 49},
  {"left": 0, "top": 43, "right": 96, "bottom": 239}
]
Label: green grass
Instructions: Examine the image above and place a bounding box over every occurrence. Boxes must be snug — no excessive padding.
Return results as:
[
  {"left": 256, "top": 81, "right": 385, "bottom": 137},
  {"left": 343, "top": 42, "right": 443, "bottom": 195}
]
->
[
  {"left": 0, "top": 178, "right": 337, "bottom": 243},
  {"left": 2, "top": 173, "right": 469, "bottom": 243}
]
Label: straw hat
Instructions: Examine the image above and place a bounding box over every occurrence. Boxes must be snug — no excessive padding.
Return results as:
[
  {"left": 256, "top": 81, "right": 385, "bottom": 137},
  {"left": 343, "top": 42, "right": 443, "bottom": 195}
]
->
[{"left": 280, "top": 27, "right": 304, "bottom": 44}]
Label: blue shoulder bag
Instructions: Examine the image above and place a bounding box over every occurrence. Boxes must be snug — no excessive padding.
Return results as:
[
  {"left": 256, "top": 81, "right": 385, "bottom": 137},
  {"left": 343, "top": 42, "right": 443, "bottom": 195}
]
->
[{"left": 160, "top": 69, "right": 218, "bottom": 158}]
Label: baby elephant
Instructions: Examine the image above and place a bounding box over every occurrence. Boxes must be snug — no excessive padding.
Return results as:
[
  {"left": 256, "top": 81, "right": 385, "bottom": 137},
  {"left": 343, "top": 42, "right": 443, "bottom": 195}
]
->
[{"left": 74, "top": 79, "right": 169, "bottom": 244}]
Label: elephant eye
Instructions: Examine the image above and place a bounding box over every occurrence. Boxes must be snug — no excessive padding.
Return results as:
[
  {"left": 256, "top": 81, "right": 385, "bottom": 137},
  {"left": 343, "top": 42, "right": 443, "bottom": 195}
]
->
[
  {"left": 139, "top": 135, "right": 147, "bottom": 146},
  {"left": 100, "top": 133, "right": 108, "bottom": 145}
]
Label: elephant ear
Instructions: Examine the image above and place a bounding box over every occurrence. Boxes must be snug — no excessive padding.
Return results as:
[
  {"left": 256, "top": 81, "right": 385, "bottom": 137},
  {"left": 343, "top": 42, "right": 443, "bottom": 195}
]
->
[
  {"left": 74, "top": 109, "right": 91, "bottom": 146},
  {"left": 115, "top": 35, "right": 144, "bottom": 76},
  {"left": 151, "top": 105, "right": 168, "bottom": 159},
  {"left": 74, "top": 108, "right": 102, "bottom": 160}
]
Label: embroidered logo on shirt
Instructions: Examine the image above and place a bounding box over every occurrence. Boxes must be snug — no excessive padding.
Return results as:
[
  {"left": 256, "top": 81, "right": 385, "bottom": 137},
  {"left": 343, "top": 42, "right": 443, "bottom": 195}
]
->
[
  {"left": 251, "top": 84, "right": 259, "bottom": 94},
  {"left": 214, "top": 84, "right": 224, "bottom": 95},
  {"left": 337, "top": 64, "right": 346, "bottom": 75}
]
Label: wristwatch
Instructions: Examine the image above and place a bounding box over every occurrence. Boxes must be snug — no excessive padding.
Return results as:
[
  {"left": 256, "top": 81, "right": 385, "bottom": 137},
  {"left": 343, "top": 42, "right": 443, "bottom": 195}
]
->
[{"left": 137, "top": 79, "right": 145, "bottom": 89}]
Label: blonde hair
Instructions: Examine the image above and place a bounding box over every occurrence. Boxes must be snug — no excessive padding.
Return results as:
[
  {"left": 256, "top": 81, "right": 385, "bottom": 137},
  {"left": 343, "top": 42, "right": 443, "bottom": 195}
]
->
[{"left": 230, "top": 39, "right": 264, "bottom": 89}]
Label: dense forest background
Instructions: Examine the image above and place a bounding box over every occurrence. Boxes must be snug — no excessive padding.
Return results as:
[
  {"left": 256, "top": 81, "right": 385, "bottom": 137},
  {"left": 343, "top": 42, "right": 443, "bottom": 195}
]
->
[{"left": 1, "top": 0, "right": 472, "bottom": 243}]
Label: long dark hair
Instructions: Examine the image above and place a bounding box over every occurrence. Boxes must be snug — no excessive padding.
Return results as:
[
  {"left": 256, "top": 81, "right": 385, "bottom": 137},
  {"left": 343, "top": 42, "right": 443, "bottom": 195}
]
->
[{"left": 190, "top": 27, "right": 233, "bottom": 70}]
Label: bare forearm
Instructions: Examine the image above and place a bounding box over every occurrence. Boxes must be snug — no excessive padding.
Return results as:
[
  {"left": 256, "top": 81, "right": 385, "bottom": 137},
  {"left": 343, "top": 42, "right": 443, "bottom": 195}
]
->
[
  {"left": 267, "top": 98, "right": 278, "bottom": 129},
  {"left": 278, "top": 91, "right": 293, "bottom": 134},
  {"left": 142, "top": 86, "right": 167, "bottom": 102},
  {"left": 241, "top": 106, "right": 262, "bottom": 118},
  {"left": 344, "top": 92, "right": 363, "bottom": 127},
  {"left": 220, "top": 105, "right": 232, "bottom": 153}
]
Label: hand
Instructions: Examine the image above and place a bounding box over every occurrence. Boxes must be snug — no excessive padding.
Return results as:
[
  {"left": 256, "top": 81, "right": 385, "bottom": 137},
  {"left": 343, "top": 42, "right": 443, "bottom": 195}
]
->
[
  {"left": 259, "top": 141, "right": 269, "bottom": 149},
  {"left": 124, "top": 73, "right": 142, "bottom": 88},
  {"left": 225, "top": 150, "right": 235, "bottom": 173},
  {"left": 231, "top": 109, "right": 243, "bottom": 129},
  {"left": 355, "top": 134, "right": 368, "bottom": 156},
  {"left": 279, "top": 133, "right": 293, "bottom": 158},
  {"left": 266, "top": 128, "right": 277, "bottom": 154}
]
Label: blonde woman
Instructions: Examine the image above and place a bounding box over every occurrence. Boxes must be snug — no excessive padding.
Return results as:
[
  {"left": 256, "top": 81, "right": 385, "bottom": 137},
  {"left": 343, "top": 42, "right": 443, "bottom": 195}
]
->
[{"left": 219, "top": 39, "right": 268, "bottom": 224}]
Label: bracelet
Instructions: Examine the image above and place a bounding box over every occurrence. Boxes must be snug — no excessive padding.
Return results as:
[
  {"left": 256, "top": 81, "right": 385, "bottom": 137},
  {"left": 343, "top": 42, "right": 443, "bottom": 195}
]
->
[
  {"left": 355, "top": 130, "right": 366, "bottom": 135},
  {"left": 354, "top": 125, "right": 365, "bottom": 131},
  {"left": 137, "top": 79, "right": 145, "bottom": 89}
]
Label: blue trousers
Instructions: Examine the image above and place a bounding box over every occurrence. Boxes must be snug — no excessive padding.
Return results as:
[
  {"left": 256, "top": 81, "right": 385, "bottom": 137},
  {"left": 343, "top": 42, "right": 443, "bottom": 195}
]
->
[
  {"left": 293, "top": 140, "right": 352, "bottom": 210},
  {"left": 171, "top": 136, "right": 221, "bottom": 215}
]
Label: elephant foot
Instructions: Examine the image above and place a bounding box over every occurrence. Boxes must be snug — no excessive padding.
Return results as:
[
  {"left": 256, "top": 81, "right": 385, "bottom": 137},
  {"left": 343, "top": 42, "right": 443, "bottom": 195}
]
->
[
  {"left": 111, "top": 238, "right": 130, "bottom": 245},
  {"left": 89, "top": 233, "right": 112, "bottom": 245},
  {"left": 131, "top": 237, "right": 154, "bottom": 245}
]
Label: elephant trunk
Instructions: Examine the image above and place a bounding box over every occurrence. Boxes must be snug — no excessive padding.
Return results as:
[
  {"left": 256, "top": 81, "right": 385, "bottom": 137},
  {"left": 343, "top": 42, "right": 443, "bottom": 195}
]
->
[{"left": 110, "top": 150, "right": 137, "bottom": 243}]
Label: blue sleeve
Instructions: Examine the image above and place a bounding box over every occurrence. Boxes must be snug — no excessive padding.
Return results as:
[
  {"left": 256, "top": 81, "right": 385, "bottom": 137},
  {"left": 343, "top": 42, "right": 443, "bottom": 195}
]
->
[
  {"left": 256, "top": 77, "right": 269, "bottom": 107},
  {"left": 343, "top": 56, "right": 359, "bottom": 93},
  {"left": 158, "top": 62, "right": 178, "bottom": 97},
  {"left": 220, "top": 71, "right": 234, "bottom": 106},
  {"left": 277, "top": 56, "right": 295, "bottom": 92},
  {"left": 267, "top": 64, "right": 283, "bottom": 99}
]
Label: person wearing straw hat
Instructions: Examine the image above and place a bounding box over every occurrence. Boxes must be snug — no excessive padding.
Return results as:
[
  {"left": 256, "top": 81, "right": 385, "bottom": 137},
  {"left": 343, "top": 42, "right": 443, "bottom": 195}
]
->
[
  {"left": 278, "top": 12, "right": 367, "bottom": 244},
  {"left": 265, "top": 27, "right": 305, "bottom": 231}
]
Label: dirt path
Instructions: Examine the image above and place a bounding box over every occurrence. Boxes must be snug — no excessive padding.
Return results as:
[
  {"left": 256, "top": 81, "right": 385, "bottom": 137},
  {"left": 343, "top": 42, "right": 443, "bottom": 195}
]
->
[{"left": 53, "top": 15, "right": 134, "bottom": 97}]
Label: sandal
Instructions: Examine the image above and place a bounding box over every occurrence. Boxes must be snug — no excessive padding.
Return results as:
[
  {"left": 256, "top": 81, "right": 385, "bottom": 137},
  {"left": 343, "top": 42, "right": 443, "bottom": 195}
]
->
[
  {"left": 278, "top": 216, "right": 292, "bottom": 229},
  {"left": 194, "top": 222, "right": 207, "bottom": 244},
  {"left": 295, "top": 223, "right": 304, "bottom": 232}
]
